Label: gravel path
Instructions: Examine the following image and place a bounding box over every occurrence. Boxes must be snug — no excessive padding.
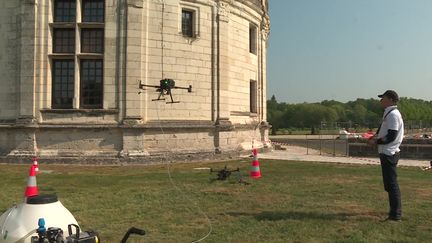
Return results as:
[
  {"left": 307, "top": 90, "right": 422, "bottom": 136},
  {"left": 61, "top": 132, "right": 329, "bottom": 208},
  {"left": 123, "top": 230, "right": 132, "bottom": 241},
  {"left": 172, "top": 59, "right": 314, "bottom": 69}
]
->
[{"left": 257, "top": 145, "right": 431, "bottom": 168}]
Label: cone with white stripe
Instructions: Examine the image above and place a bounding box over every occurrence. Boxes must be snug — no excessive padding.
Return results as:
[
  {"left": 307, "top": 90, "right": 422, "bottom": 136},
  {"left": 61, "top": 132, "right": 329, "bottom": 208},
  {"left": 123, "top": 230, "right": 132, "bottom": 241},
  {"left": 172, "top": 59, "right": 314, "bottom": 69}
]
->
[
  {"left": 24, "top": 164, "right": 38, "bottom": 198},
  {"left": 250, "top": 148, "right": 261, "bottom": 179},
  {"left": 32, "top": 156, "right": 39, "bottom": 173}
]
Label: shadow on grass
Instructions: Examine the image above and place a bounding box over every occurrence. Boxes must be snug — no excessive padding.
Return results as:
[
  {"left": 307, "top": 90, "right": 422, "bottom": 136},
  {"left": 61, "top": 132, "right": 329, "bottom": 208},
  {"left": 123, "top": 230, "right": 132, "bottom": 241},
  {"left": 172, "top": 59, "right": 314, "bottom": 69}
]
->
[{"left": 227, "top": 210, "right": 380, "bottom": 221}]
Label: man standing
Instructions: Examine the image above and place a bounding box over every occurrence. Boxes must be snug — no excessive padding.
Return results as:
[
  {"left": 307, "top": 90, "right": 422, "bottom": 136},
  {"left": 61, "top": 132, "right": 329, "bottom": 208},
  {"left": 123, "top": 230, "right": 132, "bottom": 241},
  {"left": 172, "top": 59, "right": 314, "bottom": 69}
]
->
[{"left": 368, "top": 90, "right": 404, "bottom": 221}]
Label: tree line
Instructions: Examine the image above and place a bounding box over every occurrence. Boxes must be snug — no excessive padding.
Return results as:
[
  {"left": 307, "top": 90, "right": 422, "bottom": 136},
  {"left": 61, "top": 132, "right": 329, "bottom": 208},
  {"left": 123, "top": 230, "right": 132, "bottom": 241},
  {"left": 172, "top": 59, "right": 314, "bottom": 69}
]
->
[{"left": 267, "top": 95, "right": 432, "bottom": 135}]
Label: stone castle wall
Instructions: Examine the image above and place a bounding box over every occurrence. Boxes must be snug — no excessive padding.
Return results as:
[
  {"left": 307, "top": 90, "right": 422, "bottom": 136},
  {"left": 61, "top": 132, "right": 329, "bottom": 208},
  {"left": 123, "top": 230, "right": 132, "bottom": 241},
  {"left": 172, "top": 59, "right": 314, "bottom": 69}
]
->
[
  {"left": 0, "top": 0, "right": 270, "bottom": 162},
  {"left": 0, "top": 1, "right": 20, "bottom": 120}
]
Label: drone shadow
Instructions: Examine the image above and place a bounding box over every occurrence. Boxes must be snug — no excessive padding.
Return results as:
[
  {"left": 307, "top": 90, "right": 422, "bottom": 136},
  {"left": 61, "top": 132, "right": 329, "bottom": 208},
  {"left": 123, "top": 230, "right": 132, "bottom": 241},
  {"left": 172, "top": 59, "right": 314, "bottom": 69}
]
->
[{"left": 226, "top": 210, "right": 380, "bottom": 222}]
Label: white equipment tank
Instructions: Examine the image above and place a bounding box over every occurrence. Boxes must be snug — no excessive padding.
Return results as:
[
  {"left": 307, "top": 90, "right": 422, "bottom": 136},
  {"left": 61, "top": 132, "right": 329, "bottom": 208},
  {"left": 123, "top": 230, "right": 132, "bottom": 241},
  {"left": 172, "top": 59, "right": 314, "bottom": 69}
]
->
[{"left": 0, "top": 195, "right": 79, "bottom": 243}]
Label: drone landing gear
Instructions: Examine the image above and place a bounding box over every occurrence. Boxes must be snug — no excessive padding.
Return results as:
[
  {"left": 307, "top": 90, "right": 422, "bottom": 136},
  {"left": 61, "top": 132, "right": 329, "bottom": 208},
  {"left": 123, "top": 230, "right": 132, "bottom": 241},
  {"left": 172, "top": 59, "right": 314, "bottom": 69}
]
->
[{"left": 151, "top": 90, "right": 180, "bottom": 104}]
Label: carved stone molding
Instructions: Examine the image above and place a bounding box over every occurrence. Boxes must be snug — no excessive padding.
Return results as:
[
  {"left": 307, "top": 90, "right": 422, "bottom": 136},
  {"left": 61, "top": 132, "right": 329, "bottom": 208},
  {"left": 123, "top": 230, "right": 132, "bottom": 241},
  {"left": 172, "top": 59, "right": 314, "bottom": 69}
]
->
[
  {"left": 127, "top": 0, "right": 144, "bottom": 8},
  {"left": 122, "top": 117, "right": 144, "bottom": 126},
  {"left": 217, "top": 1, "right": 232, "bottom": 22},
  {"left": 261, "top": 15, "right": 270, "bottom": 41},
  {"left": 15, "top": 116, "right": 36, "bottom": 126}
]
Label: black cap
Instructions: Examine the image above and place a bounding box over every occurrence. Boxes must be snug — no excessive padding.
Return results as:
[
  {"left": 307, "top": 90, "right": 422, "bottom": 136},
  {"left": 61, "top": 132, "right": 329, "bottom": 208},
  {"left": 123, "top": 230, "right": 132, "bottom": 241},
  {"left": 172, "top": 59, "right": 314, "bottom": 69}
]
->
[{"left": 378, "top": 90, "right": 399, "bottom": 102}]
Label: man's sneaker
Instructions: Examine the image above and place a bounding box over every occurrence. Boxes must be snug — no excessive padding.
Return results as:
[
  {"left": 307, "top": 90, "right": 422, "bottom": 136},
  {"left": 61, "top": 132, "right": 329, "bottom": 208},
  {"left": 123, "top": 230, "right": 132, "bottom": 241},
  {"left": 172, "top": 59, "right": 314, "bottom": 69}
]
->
[{"left": 382, "top": 216, "right": 401, "bottom": 222}]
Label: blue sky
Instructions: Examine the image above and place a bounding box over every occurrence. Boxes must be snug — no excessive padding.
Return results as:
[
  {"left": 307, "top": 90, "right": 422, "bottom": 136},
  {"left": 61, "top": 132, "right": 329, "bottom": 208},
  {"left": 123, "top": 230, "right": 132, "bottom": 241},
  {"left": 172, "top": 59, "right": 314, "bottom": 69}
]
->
[{"left": 267, "top": 0, "right": 432, "bottom": 103}]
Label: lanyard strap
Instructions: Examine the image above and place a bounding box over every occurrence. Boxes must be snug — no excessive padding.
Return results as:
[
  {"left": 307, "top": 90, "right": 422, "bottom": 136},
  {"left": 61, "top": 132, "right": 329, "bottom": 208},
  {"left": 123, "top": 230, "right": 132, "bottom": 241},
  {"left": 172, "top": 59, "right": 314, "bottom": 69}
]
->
[{"left": 376, "top": 108, "right": 397, "bottom": 135}]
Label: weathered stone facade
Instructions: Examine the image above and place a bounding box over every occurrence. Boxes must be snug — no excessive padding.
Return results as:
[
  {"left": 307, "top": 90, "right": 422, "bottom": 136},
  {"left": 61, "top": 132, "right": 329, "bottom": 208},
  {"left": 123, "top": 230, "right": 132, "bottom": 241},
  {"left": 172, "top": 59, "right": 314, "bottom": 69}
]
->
[{"left": 0, "top": 0, "right": 270, "bottom": 162}]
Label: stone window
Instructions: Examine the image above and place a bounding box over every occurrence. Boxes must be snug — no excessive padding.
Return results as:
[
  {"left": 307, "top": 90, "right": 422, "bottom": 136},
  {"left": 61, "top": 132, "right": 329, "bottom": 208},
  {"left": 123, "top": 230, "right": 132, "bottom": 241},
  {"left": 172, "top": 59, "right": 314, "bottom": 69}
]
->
[
  {"left": 81, "top": 29, "right": 104, "bottom": 53},
  {"left": 182, "top": 9, "right": 194, "bottom": 37},
  {"left": 250, "top": 80, "right": 257, "bottom": 113},
  {"left": 54, "top": 0, "right": 76, "bottom": 22},
  {"left": 52, "top": 60, "right": 75, "bottom": 109},
  {"left": 50, "top": 0, "right": 104, "bottom": 109},
  {"left": 80, "top": 60, "right": 103, "bottom": 108},
  {"left": 82, "top": 0, "right": 104, "bottom": 23},
  {"left": 53, "top": 28, "right": 75, "bottom": 53},
  {"left": 249, "top": 23, "right": 257, "bottom": 54}
]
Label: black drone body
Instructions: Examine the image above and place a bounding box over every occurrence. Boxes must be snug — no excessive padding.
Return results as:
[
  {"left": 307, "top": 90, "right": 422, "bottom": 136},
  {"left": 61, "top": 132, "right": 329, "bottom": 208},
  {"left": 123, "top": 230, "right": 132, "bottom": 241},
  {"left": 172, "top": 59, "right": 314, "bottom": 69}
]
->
[
  {"left": 210, "top": 166, "right": 240, "bottom": 181},
  {"left": 138, "top": 79, "right": 192, "bottom": 104},
  {"left": 210, "top": 166, "right": 249, "bottom": 184}
]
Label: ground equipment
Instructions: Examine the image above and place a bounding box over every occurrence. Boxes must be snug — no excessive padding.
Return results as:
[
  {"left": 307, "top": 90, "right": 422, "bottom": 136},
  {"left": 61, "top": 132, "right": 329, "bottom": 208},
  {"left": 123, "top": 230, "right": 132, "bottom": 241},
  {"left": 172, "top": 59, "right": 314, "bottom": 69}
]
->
[
  {"left": 210, "top": 166, "right": 249, "bottom": 184},
  {"left": 29, "top": 219, "right": 145, "bottom": 243}
]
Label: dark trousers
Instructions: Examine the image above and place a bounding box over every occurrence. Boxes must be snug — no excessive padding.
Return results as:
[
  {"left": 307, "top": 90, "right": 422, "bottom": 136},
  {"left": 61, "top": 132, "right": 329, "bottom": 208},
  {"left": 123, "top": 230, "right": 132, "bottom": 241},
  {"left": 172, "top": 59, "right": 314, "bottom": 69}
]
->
[{"left": 380, "top": 153, "right": 401, "bottom": 219}]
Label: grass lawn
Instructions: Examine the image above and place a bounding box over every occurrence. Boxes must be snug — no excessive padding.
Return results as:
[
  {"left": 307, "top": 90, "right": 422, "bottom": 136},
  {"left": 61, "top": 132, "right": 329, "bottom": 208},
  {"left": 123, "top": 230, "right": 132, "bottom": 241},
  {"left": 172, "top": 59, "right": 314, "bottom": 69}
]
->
[{"left": 1, "top": 159, "right": 431, "bottom": 243}]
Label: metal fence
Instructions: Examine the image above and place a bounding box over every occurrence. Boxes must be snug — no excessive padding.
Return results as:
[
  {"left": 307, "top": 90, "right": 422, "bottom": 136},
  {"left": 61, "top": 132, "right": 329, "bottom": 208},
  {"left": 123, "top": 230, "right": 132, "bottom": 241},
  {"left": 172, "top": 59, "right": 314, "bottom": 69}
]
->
[
  {"left": 271, "top": 135, "right": 349, "bottom": 157},
  {"left": 271, "top": 134, "right": 432, "bottom": 160}
]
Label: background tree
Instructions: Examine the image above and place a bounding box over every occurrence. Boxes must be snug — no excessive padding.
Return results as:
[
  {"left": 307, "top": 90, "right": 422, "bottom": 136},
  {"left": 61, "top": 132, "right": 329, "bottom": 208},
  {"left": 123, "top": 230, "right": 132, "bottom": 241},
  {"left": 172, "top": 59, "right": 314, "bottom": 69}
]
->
[{"left": 267, "top": 95, "right": 432, "bottom": 134}]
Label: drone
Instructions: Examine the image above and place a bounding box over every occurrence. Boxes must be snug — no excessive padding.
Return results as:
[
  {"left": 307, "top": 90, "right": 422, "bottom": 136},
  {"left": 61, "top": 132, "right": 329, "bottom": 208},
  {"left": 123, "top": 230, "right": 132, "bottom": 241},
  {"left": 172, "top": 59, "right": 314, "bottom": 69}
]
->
[
  {"left": 138, "top": 79, "right": 192, "bottom": 104},
  {"left": 210, "top": 166, "right": 249, "bottom": 185}
]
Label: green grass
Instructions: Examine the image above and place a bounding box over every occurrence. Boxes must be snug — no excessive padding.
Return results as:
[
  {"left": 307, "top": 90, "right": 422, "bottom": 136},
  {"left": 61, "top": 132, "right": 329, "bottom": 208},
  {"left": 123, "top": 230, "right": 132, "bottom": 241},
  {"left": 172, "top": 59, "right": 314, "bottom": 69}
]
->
[{"left": 1, "top": 160, "right": 431, "bottom": 243}]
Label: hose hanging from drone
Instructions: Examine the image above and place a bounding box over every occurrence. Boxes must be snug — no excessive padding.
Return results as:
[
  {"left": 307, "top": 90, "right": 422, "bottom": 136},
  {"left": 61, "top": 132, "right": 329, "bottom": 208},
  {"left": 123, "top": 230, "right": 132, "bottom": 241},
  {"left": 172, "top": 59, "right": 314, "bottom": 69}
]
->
[
  {"left": 160, "top": 0, "right": 165, "bottom": 79},
  {"left": 144, "top": 1, "right": 213, "bottom": 243},
  {"left": 155, "top": 101, "right": 213, "bottom": 243},
  {"left": 137, "top": 1, "right": 192, "bottom": 104}
]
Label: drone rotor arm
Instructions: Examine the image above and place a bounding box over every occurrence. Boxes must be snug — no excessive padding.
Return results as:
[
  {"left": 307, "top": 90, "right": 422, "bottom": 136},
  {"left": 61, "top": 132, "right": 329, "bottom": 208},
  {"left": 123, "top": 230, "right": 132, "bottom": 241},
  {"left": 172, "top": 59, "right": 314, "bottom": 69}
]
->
[
  {"left": 172, "top": 85, "right": 192, "bottom": 92},
  {"left": 140, "top": 84, "right": 161, "bottom": 89}
]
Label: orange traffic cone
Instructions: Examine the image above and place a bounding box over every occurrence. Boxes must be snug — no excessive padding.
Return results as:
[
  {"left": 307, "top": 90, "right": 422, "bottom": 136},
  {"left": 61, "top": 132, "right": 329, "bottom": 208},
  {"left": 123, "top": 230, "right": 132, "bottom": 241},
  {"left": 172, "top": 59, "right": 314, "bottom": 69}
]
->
[
  {"left": 250, "top": 148, "right": 261, "bottom": 179},
  {"left": 24, "top": 164, "right": 38, "bottom": 198}
]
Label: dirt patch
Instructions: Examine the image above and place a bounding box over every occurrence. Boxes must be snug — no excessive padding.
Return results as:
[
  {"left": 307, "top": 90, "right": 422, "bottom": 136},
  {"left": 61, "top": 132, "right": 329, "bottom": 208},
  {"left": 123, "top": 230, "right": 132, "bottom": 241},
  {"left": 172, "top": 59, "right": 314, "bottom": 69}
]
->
[
  {"left": 335, "top": 203, "right": 381, "bottom": 220},
  {"left": 415, "top": 188, "right": 432, "bottom": 198}
]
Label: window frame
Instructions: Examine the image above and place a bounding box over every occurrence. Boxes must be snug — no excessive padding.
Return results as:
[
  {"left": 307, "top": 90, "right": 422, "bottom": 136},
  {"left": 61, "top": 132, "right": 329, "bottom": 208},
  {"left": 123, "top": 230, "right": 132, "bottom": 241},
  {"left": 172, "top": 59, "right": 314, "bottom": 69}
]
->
[
  {"left": 81, "top": 0, "right": 105, "bottom": 23},
  {"left": 181, "top": 9, "right": 195, "bottom": 38},
  {"left": 81, "top": 28, "right": 104, "bottom": 53},
  {"left": 52, "top": 59, "right": 75, "bottom": 109},
  {"left": 179, "top": 4, "right": 200, "bottom": 39},
  {"left": 80, "top": 59, "right": 104, "bottom": 109},
  {"left": 249, "top": 23, "right": 257, "bottom": 55},
  {"left": 54, "top": 0, "right": 76, "bottom": 23},
  {"left": 250, "top": 80, "right": 258, "bottom": 114},
  {"left": 50, "top": 0, "right": 105, "bottom": 110},
  {"left": 53, "top": 28, "right": 76, "bottom": 53}
]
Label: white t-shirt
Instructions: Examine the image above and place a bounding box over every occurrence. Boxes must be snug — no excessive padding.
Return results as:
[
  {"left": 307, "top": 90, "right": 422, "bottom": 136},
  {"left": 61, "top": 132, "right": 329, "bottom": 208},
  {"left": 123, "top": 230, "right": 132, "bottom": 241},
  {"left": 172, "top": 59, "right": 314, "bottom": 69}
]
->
[{"left": 377, "top": 106, "right": 404, "bottom": 155}]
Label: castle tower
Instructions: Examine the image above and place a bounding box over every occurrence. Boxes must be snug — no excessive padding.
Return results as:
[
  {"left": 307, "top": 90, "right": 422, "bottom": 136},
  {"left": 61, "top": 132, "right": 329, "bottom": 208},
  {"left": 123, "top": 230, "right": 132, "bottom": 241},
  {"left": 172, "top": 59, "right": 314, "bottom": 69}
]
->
[{"left": 0, "top": 0, "right": 270, "bottom": 161}]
